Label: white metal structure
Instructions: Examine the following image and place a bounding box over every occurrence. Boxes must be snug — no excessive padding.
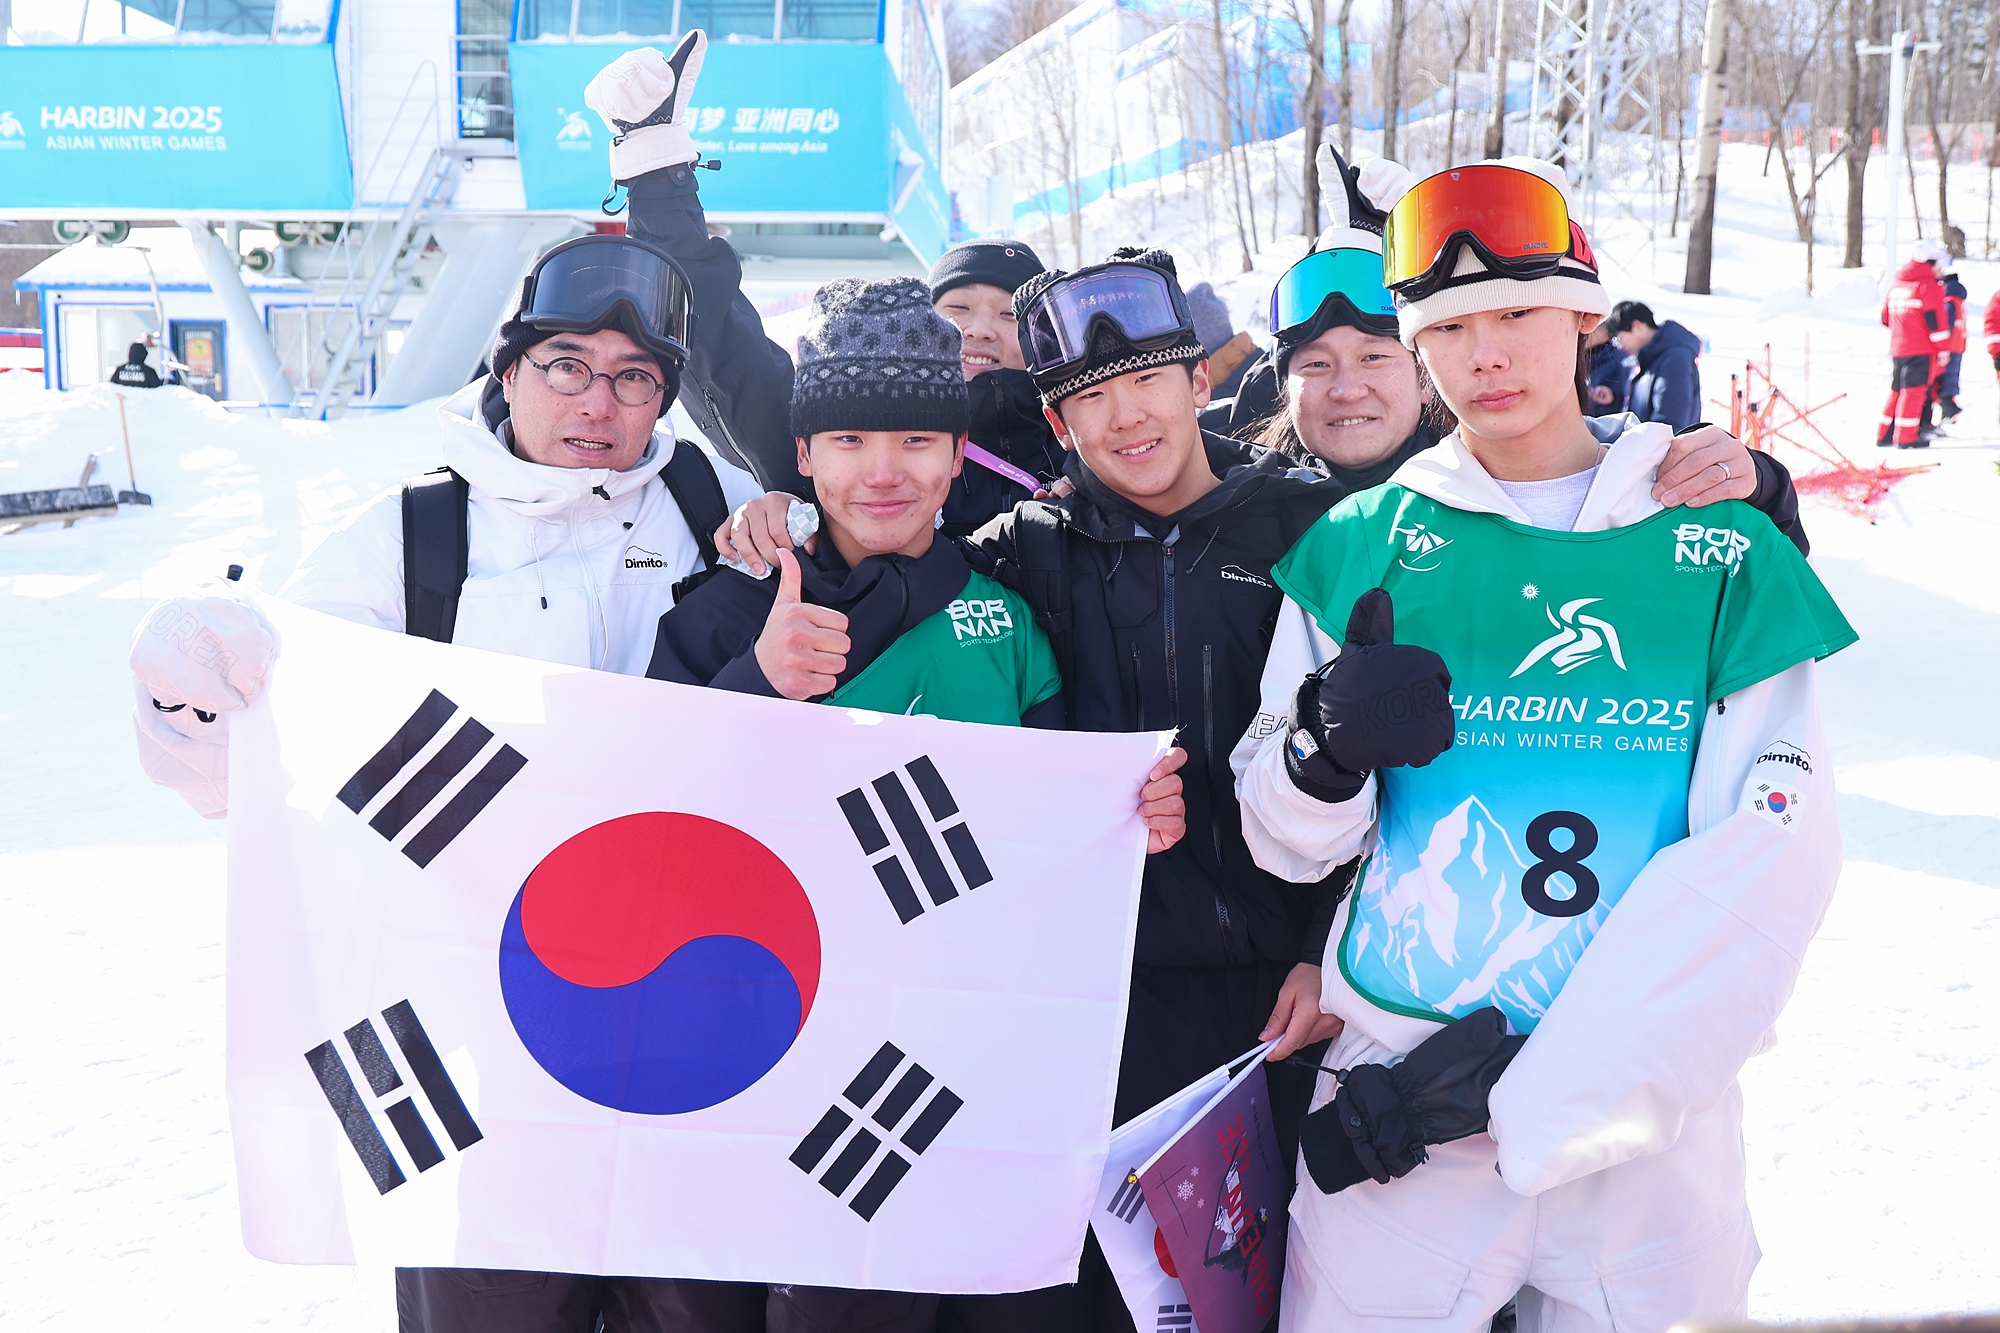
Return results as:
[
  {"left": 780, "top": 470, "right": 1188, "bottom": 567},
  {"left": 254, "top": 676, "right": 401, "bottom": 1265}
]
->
[
  {"left": 1857, "top": 30, "right": 1942, "bottom": 288},
  {"left": 1525, "top": 0, "right": 1661, "bottom": 230}
]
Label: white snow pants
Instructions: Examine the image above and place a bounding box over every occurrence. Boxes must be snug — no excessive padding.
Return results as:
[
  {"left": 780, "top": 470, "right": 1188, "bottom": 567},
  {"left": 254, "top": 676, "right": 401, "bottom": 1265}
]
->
[{"left": 1279, "top": 1078, "right": 1759, "bottom": 1333}]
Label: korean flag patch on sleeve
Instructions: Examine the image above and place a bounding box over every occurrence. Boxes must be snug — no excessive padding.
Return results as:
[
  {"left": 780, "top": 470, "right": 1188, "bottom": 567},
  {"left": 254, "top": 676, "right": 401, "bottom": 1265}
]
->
[{"left": 1742, "top": 741, "right": 1814, "bottom": 829}]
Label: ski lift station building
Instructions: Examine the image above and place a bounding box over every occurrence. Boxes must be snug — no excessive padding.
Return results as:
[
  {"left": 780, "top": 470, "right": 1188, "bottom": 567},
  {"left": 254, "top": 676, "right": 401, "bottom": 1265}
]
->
[{"left": 1, "top": 0, "right": 950, "bottom": 412}]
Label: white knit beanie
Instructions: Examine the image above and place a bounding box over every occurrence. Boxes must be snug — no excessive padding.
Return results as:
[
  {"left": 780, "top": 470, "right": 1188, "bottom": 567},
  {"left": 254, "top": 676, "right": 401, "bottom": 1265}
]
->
[{"left": 1391, "top": 157, "right": 1612, "bottom": 348}]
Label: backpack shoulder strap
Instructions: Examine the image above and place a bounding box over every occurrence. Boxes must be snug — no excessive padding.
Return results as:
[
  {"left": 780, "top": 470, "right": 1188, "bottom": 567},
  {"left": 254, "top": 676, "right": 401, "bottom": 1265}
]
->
[
  {"left": 401, "top": 467, "right": 470, "bottom": 643},
  {"left": 662, "top": 439, "right": 728, "bottom": 568},
  {"left": 1011, "top": 500, "right": 1076, "bottom": 690},
  {"left": 661, "top": 439, "right": 730, "bottom": 602}
]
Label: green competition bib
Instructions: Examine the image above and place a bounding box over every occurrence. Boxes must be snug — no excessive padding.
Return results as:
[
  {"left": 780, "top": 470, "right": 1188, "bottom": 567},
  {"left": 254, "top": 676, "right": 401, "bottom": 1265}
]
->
[
  {"left": 825, "top": 570, "right": 1062, "bottom": 727},
  {"left": 1273, "top": 485, "right": 1855, "bottom": 1032}
]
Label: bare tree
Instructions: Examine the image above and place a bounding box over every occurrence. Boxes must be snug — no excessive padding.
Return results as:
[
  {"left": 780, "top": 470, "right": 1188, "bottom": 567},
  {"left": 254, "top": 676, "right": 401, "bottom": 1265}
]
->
[
  {"left": 1300, "top": 0, "right": 1328, "bottom": 235},
  {"left": 1486, "top": 0, "right": 1511, "bottom": 158},
  {"left": 1382, "top": 0, "right": 1409, "bottom": 160},
  {"left": 1843, "top": 0, "right": 1885, "bottom": 267},
  {"left": 1684, "top": 0, "right": 1731, "bottom": 293},
  {"left": 1334, "top": 0, "right": 1359, "bottom": 157}
]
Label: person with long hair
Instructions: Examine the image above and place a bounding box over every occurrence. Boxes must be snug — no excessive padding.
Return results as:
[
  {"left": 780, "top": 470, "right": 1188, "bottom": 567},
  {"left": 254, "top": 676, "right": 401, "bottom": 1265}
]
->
[{"left": 1233, "top": 159, "right": 1856, "bottom": 1333}]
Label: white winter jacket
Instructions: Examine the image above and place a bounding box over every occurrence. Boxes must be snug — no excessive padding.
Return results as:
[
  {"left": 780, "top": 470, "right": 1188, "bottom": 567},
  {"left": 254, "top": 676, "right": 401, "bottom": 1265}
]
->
[
  {"left": 1230, "top": 422, "right": 1845, "bottom": 1198},
  {"left": 133, "top": 380, "right": 765, "bottom": 816}
]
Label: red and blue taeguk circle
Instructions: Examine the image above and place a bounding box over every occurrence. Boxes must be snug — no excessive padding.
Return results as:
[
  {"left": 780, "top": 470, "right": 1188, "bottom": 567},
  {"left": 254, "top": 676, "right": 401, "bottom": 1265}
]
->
[{"left": 498, "top": 812, "right": 820, "bottom": 1115}]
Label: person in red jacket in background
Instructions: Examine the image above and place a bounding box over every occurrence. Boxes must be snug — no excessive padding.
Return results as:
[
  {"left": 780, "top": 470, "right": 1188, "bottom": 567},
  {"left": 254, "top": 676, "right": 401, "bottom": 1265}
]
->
[
  {"left": 1938, "top": 263, "right": 1968, "bottom": 422},
  {"left": 1880, "top": 238, "right": 1952, "bottom": 448},
  {"left": 1983, "top": 287, "right": 2000, "bottom": 425}
]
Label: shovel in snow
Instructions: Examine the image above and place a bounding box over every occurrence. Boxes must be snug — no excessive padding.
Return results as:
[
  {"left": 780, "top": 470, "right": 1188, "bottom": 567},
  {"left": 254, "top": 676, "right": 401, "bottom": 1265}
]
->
[{"left": 115, "top": 392, "right": 151, "bottom": 506}]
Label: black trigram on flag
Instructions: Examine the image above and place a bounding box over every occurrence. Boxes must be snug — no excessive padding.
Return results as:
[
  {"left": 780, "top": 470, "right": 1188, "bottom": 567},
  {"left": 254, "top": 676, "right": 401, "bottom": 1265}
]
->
[
  {"left": 837, "top": 755, "right": 991, "bottom": 924},
  {"left": 337, "top": 689, "right": 527, "bottom": 868},
  {"left": 1106, "top": 1169, "right": 1146, "bottom": 1223},
  {"left": 1157, "top": 1304, "right": 1193, "bottom": 1333},
  {"left": 304, "top": 1000, "right": 483, "bottom": 1195},
  {"left": 789, "top": 1041, "right": 963, "bottom": 1221}
]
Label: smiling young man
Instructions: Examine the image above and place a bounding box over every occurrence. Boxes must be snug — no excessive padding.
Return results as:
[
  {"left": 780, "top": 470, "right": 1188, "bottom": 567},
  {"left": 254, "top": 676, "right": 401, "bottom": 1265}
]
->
[
  {"left": 647, "top": 275, "right": 1188, "bottom": 1333},
  {"left": 126, "top": 232, "right": 773, "bottom": 1332}
]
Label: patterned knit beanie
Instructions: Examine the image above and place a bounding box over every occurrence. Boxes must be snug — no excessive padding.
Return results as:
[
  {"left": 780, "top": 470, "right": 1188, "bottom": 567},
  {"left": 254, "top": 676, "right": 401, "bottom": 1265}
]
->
[
  {"left": 1013, "top": 246, "right": 1207, "bottom": 408},
  {"left": 790, "top": 277, "right": 970, "bottom": 438}
]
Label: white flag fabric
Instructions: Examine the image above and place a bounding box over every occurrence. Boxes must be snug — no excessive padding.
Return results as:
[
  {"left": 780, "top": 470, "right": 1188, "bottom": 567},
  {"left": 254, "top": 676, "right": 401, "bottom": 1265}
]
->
[{"left": 225, "top": 597, "right": 1162, "bottom": 1292}]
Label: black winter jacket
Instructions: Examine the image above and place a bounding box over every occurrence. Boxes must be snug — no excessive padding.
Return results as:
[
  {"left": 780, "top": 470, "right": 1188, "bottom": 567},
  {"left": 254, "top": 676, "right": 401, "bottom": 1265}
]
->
[
  {"left": 626, "top": 166, "right": 1069, "bottom": 533},
  {"left": 968, "top": 432, "right": 1342, "bottom": 973},
  {"left": 626, "top": 164, "right": 810, "bottom": 498}
]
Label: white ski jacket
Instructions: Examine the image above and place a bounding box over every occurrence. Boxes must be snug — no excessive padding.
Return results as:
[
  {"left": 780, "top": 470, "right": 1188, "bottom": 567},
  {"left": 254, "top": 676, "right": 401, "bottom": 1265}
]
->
[
  {"left": 1230, "top": 421, "right": 1844, "bottom": 1199},
  {"left": 133, "top": 380, "right": 764, "bottom": 817}
]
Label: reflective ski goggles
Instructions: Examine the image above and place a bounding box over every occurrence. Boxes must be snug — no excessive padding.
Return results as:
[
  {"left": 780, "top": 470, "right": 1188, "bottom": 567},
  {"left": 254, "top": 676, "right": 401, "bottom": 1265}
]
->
[
  {"left": 519, "top": 234, "right": 695, "bottom": 366},
  {"left": 1018, "top": 263, "right": 1195, "bottom": 380},
  {"left": 1382, "top": 165, "right": 1596, "bottom": 300},
  {"left": 1269, "top": 246, "right": 1398, "bottom": 337}
]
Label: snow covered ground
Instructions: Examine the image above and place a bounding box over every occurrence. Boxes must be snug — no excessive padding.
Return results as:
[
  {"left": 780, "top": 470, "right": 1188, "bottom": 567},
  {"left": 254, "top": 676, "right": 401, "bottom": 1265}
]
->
[{"left": 4, "top": 145, "right": 1998, "bottom": 1327}]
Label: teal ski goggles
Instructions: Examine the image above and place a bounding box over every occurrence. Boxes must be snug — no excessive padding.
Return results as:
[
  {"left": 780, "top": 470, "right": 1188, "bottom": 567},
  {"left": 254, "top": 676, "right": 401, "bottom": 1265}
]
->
[{"left": 1268, "top": 246, "right": 1398, "bottom": 337}]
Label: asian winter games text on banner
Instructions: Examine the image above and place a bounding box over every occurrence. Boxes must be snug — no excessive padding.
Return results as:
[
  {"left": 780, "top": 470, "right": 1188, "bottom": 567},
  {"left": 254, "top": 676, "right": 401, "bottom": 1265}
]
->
[{"left": 224, "top": 597, "right": 1162, "bottom": 1291}]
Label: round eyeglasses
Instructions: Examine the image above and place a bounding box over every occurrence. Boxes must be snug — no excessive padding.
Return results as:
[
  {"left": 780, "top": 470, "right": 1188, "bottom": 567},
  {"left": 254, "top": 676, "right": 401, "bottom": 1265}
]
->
[{"left": 521, "top": 352, "right": 664, "bottom": 407}]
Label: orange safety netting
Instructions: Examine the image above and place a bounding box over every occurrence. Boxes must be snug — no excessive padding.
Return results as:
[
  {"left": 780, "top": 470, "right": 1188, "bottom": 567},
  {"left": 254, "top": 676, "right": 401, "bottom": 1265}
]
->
[{"left": 1721, "top": 344, "right": 1936, "bottom": 521}]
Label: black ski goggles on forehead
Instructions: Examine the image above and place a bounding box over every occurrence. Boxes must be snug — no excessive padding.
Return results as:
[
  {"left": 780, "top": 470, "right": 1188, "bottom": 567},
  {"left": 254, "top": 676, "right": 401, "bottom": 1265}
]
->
[
  {"left": 1018, "top": 263, "right": 1194, "bottom": 380},
  {"left": 519, "top": 235, "right": 695, "bottom": 366}
]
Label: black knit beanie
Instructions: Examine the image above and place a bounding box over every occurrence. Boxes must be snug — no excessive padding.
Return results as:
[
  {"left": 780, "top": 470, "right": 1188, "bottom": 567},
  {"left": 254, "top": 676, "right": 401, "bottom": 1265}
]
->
[
  {"left": 790, "top": 277, "right": 970, "bottom": 439},
  {"left": 1013, "top": 246, "right": 1206, "bottom": 408},
  {"left": 927, "top": 239, "right": 1047, "bottom": 303}
]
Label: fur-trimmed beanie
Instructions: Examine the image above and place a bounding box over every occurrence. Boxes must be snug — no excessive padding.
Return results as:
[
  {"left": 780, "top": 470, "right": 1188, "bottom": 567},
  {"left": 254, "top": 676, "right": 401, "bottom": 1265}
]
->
[
  {"left": 1013, "top": 246, "right": 1206, "bottom": 408},
  {"left": 790, "top": 277, "right": 970, "bottom": 439}
]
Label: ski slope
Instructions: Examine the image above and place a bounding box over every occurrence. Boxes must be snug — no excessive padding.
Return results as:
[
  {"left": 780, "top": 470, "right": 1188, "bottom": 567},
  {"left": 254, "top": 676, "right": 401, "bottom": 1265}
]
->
[{"left": 3, "top": 147, "right": 1997, "bottom": 1327}]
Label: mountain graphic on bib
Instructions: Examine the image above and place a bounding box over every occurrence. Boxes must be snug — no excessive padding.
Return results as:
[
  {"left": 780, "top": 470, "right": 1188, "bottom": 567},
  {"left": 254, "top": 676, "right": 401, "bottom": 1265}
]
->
[{"left": 1360, "top": 796, "right": 1599, "bottom": 1030}]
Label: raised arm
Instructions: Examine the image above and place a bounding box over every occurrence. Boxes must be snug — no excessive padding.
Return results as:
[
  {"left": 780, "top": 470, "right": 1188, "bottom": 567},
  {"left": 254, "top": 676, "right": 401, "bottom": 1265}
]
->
[{"left": 588, "top": 37, "right": 810, "bottom": 498}]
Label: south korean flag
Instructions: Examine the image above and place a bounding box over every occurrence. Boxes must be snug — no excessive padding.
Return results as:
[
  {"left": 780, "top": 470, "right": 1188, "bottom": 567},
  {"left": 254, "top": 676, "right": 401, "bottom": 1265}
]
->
[{"left": 225, "top": 596, "right": 1160, "bottom": 1292}]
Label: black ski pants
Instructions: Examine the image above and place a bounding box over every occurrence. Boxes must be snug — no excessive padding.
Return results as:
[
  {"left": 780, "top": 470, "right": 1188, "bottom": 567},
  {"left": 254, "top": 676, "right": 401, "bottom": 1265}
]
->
[{"left": 397, "top": 1270, "right": 942, "bottom": 1333}]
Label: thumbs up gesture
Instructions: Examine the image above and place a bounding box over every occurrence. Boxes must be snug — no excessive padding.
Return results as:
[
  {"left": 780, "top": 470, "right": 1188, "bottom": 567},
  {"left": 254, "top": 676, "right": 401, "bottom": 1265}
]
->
[
  {"left": 1284, "top": 588, "right": 1454, "bottom": 803},
  {"left": 753, "top": 549, "right": 851, "bottom": 701}
]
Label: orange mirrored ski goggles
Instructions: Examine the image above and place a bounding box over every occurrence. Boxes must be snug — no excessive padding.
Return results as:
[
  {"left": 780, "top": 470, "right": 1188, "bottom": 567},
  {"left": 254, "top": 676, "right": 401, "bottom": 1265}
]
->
[{"left": 1382, "top": 164, "right": 1595, "bottom": 299}]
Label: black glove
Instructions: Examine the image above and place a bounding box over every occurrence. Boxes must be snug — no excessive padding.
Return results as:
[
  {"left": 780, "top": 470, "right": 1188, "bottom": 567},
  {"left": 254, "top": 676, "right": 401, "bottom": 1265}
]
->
[
  {"left": 1284, "top": 588, "right": 1454, "bottom": 802},
  {"left": 1298, "top": 1007, "right": 1526, "bottom": 1195}
]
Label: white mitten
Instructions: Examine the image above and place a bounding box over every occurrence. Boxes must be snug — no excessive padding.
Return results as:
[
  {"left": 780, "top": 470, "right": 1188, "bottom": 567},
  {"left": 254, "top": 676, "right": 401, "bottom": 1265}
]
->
[
  {"left": 130, "top": 591, "right": 275, "bottom": 714},
  {"left": 585, "top": 30, "right": 708, "bottom": 181},
  {"left": 1315, "top": 142, "right": 1385, "bottom": 252},
  {"left": 132, "top": 680, "right": 230, "bottom": 819},
  {"left": 1355, "top": 157, "right": 1420, "bottom": 214}
]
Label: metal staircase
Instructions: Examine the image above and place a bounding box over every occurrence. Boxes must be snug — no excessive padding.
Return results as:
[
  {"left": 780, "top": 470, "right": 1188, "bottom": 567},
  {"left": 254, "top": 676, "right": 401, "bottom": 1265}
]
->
[{"left": 308, "top": 148, "right": 465, "bottom": 419}]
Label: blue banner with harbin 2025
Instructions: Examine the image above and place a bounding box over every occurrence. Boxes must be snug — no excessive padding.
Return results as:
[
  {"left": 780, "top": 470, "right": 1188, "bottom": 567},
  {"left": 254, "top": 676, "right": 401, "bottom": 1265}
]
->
[
  {"left": 511, "top": 41, "right": 943, "bottom": 258},
  {"left": 0, "top": 44, "right": 353, "bottom": 212}
]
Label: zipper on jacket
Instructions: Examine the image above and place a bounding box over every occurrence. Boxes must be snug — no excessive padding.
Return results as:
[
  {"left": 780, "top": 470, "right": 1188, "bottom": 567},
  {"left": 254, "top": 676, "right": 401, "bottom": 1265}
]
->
[
  {"left": 1204, "top": 642, "right": 1236, "bottom": 963},
  {"left": 702, "top": 384, "right": 754, "bottom": 477},
  {"left": 571, "top": 509, "right": 605, "bottom": 670},
  {"left": 1129, "top": 643, "right": 1145, "bottom": 722},
  {"left": 1203, "top": 644, "right": 1222, "bottom": 864},
  {"left": 1163, "top": 540, "right": 1180, "bottom": 725}
]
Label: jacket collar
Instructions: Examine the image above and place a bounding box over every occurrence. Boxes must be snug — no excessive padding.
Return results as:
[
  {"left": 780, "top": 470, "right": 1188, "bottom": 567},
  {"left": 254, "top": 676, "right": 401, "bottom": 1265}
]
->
[
  {"left": 435, "top": 378, "right": 674, "bottom": 519},
  {"left": 1063, "top": 428, "right": 1313, "bottom": 541},
  {"left": 1391, "top": 414, "right": 1675, "bottom": 532}
]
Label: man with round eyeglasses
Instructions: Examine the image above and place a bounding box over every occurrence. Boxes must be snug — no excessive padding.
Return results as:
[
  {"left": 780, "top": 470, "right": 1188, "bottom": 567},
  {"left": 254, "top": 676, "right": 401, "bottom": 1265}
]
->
[{"left": 126, "top": 232, "right": 771, "bottom": 1331}]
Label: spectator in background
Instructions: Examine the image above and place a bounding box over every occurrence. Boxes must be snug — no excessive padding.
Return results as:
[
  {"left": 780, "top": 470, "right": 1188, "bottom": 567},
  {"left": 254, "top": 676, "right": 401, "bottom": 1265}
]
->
[
  {"left": 1938, "top": 262, "right": 1968, "bottom": 422},
  {"left": 109, "top": 341, "right": 163, "bottom": 389},
  {"left": 1584, "top": 320, "right": 1629, "bottom": 416},
  {"left": 1185, "top": 280, "right": 1256, "bottom": 399},
  {"left": 1608, "top": 300, "right": 1704, "bottom": 430}
]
